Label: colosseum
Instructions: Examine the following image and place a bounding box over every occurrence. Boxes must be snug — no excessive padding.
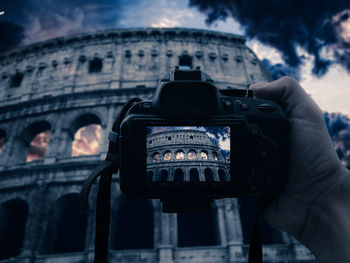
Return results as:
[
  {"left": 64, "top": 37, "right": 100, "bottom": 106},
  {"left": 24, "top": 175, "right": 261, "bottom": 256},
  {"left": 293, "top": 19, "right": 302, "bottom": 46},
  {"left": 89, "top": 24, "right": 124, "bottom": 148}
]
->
[
  {"left": 147, "top": 129, "right": 230, "bottom": 182},
  {"left": 0, "top": 28, "right": 315, "bottom": 262}
]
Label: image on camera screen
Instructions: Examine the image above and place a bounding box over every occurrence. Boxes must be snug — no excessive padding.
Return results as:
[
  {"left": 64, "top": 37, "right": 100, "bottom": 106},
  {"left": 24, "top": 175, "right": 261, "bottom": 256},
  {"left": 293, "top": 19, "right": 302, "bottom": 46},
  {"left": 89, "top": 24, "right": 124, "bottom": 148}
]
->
[{"left": 146, "top": 126, "right": 230, "bottom": 182}]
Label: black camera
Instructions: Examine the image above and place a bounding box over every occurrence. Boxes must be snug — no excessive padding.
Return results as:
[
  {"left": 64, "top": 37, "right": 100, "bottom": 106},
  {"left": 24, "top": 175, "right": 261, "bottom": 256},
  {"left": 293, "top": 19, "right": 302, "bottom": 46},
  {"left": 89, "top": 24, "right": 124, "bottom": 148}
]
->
[{"left": 119, "top": 68, "right": 289, "bottom": 212}]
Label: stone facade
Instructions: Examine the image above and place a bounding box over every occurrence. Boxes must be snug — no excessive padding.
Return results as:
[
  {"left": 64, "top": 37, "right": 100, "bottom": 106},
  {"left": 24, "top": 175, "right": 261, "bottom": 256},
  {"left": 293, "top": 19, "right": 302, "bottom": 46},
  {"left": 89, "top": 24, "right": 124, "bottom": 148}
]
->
[
  {"left": 147, "top": 129, "right": 229, "bottom": 182},
  {"left": 0, "top": 28, "right": 315, "bottom": 262}
]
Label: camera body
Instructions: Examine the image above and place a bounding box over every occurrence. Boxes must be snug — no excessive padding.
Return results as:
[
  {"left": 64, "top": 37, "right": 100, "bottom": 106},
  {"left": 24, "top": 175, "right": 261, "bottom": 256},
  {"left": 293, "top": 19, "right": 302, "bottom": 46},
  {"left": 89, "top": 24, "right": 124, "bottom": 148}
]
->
[{"left": 119, "top": 68, "right": 289, "bottom": 212}]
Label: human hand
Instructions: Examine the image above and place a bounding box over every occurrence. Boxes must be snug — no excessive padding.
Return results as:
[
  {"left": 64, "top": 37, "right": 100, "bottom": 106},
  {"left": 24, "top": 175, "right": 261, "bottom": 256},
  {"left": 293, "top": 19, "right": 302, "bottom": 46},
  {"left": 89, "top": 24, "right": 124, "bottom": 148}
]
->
[{"left": 250, "top": 76, "right": 350, "bottom": 262}]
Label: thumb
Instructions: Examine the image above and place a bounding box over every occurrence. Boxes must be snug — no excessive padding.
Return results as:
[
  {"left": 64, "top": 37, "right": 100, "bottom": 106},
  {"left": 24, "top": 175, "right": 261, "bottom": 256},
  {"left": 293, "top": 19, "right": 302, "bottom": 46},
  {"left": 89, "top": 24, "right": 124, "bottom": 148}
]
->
[{"left": 250, "top": 76, "right": 323, "bottom": 123}]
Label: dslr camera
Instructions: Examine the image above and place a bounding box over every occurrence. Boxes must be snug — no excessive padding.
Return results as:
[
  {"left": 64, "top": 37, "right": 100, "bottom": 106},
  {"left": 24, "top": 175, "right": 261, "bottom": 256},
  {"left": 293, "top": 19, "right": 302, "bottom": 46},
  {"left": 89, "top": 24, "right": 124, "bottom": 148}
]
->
[{"left": 119, "top": 67, "right": 289, "bottom": 212}]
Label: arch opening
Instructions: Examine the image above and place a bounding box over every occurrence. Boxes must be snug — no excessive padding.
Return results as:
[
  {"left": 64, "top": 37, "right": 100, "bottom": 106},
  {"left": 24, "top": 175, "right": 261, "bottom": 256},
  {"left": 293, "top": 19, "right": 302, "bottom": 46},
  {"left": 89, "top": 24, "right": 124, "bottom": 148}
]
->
[
  {"left": 40, "top": 193, "right": 87, "bottom": 254},
  {"left": 188, "top": 150, "right": 196, "bottom": 160},
  {"left": 111, "top": 195, "right": 154, "bottom": 250},
  {"left": 204, "top": 168, "right": 214, "bottom": 182},
  {"left": 238, "top": 198, "right": 284, "bottom": 244},
  {"left": 218, "top": 169, "right": 227, "bottom": 182},
  {"left": 72, "top": 124, "right": 101, "bottom": 157},
  {"left": 177, "top": 205, "right": 219, "bottom": 247},
  {"left": 152, "top": 152, "right": 159, "bottom": 162},
  {"left": 147, "top": 171, "right": 154, "bottom": 181},
  {"left": 16, "top": 121, "right": 51, "bottom": 163},
  {"left": 26, "top": 130, "right": 50, "bottom": 162},
  {"left": 174, "top": 168, "right": 184, "bottom": 181},
  {"left": 89, "top": 57, "right": 103, "bottom": 73},
  {"left": 200, "top": 151, "right": 208, "bottom": 160},
  {"left": 189, "top": 168, "right": 200, "bottom": 182},
  {"left": 175, "top": 150, "right": 185, "bottom": 160},
  {"left": 160, "top": 169, "right": 168, "bottom": 182},
  {"left": 163, "top": 151, "right": 171, "bottom": 161},
  {"left": 0, "top": 199, "right": 29, "bottom": 260}
]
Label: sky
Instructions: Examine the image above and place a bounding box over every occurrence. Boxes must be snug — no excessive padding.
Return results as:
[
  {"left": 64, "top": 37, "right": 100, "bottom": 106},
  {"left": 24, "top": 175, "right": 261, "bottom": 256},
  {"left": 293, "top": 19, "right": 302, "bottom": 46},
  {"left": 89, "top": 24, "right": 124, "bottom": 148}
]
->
[
  {"left": 0, "top": 0, "right": 350, "bottom": 115},
  {"left": 147, "top": 126, "right": 230, "bottom": 150}
]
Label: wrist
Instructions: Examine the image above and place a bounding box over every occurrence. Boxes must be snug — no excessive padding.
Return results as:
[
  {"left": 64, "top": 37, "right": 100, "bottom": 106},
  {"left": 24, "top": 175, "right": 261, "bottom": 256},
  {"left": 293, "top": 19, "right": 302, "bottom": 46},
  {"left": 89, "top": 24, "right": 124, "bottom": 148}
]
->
[{"left": 299, "top": 166, "right": 350, "bottom": 262}]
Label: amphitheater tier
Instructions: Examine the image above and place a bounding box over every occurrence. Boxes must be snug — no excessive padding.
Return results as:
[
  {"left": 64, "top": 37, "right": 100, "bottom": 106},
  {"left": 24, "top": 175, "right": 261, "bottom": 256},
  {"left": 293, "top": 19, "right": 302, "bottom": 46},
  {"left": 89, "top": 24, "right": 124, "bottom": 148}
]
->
[{"left": 0, "top": 28, "right": 272, "bottom": 107}]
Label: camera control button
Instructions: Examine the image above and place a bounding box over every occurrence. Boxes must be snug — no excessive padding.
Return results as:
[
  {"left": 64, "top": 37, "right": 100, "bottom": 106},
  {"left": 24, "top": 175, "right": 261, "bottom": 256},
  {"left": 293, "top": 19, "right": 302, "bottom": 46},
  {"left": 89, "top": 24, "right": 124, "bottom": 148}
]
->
[
  {"left": 250, "top": 128, "right": 259, "bottom": 136},
  {"left": 223, "top": 99, "right": 233, "bottom": 108},
  {"left": 240, "top": 103, "right": 249, "bottom": 111},
  {"left": 143, "top": 102, "right": 152, "bottom": 109},
  {"left": 257, "top": 103, "right": 276, "bottom": 112}
]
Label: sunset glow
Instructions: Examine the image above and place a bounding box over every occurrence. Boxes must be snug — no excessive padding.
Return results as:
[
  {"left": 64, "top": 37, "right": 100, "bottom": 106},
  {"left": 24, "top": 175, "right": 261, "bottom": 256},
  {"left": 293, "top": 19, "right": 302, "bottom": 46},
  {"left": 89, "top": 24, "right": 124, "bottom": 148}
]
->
[
  {"left": 26, "top": 130, "right": 50, "bottom": 162},
  {"left": 71, "top": 124, "right": 101, "bottom": 157}
]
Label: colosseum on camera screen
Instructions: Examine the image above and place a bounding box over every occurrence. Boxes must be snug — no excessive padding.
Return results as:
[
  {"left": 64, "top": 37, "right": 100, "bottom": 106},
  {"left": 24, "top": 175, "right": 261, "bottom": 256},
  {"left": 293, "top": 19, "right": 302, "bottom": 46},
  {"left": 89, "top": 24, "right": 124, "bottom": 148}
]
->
[{"left": 146, "top": 126, "right": 231, "bottom": 182}]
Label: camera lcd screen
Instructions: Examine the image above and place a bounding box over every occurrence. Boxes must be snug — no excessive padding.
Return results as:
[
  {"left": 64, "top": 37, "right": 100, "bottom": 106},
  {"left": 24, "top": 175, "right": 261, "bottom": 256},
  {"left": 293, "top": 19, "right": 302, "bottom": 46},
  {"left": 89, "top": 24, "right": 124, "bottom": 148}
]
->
[{"left": 146, "top": 126, "right": 230, "bottom": 182}]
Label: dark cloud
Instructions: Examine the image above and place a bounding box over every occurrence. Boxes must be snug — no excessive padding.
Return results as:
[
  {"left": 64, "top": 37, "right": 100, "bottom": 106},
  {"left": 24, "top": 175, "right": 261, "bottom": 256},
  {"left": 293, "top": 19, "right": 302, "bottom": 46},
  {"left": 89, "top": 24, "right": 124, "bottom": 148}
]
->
[
  {"left": 324, "top": 112, "right": 349, "bottom": 136},
  {"left": 0, "top": 0, "right": 131, "bottom": 53},
  {"left": 0, "top": 21, "right": 25, "bottom": 53},
  {"left": 261, "top": 59, "right": 300, "bottom": 81},
  {"left": 189, "top": 0, "right": 350, "bottom": 76},
  {"left": 324, "top": 112, "right": 350, "bottom": 169},
  {"left": 332, "top": 9, "right": 350, "bottom": 72}
]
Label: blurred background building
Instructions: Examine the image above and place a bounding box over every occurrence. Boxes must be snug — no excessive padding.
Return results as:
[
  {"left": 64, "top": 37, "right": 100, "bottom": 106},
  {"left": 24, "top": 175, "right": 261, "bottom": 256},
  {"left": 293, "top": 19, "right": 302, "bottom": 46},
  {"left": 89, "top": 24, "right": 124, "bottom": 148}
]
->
[{"left": 0, "top": 28, "right": 317, "bottom": 262}]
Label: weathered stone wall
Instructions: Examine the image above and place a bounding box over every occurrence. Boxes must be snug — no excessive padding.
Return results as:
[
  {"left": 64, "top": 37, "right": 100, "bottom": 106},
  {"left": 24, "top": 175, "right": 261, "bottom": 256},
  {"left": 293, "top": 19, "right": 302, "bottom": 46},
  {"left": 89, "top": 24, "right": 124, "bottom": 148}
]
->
[
  {"left": 0, "top": 28, "right": 271, "bottom": 106},
  {"left": 0, "top": 28, "right": 314, "bottom": 263}
]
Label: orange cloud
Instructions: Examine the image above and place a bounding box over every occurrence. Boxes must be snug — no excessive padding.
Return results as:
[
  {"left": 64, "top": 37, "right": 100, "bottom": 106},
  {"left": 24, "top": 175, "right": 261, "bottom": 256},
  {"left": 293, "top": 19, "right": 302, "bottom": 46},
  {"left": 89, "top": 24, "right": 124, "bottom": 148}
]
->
[
  {"left": 26, "top": 130, "right": 50, "bottom": 162},
  {"left": 72, "top": 124, "right": 101, "bottom": 157}
]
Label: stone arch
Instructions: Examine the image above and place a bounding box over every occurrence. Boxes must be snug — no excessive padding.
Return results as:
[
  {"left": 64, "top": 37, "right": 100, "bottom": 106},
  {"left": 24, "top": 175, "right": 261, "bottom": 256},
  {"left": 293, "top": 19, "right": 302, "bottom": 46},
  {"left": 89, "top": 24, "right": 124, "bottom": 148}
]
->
[
  {"left": 204, "top": 168, "right": 214, "bottom": 181},
  {"left": 175, "top": 150, "right": 185, "bottom": 160},
  {"left": 110, "top": 194, "right": 154, "bottom": 250},
  {"left": 70, "top": 113, "right": 102, "bottom": 136},
  {"left": 147, "top": 170, "right": 154, "bottom": 181},
  {"left": 173, "top": 168, "right": 184, "bottom": 181},
  {"left": 177, "top": 203, "right": 219, "bottom": 247},
  {"left": 187, "top": 149, "right": 197, "bottom": 160},
  {"left": 152, "top": 152, "right": 160, "bottom": 162},
  {"left": 40, "top": 193, "right": 87, "bottom": 254},
  {"left": 200, "top": 150, "right": 208, "bottom": 160},
  {"left": 13, "top": 121, "right": 51, "bottom": 163},
  {"left": 159, "top": 169, "right": 169, "bottom": 182},
  {"left": 70, "top": 113, "right": 102, "bottom": 157},
  {"left": 189, "top": 168, "right": 200, "bottom": 182},
  {"left": 238, "top": 198, "right": 284, "bottom": 244},
  {"left": 163, "top": 150, "right": 172, "bottom": 161},
  {"left": 0, "top": 198, "right": 29, "bottom": 260},
  {"left": 218, "top": 168, "right": 227, "bottom": 182},
  {"left": 212, "top": 151, "right": 219, "bottom": 161}
]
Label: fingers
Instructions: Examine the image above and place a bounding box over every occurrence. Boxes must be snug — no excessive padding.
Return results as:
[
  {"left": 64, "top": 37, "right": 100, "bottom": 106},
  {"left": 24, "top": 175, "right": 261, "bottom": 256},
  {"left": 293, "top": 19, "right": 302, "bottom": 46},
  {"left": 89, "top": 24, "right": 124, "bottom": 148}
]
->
[{"left": 250, "top": 77, "right": 323, "bottom": 123}]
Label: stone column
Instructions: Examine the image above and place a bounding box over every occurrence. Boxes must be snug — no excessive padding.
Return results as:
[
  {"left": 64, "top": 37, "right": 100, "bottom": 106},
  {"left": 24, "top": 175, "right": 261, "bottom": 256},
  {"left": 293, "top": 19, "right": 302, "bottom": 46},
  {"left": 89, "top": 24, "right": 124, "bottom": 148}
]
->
[
  {"left": 224, "top": 198, "right": 244, "bottom": 262},
  {"left": 56, "top": 127, "right": 74, "bottom": 159},
  {"left": 157, "top": 201, "right": 174, "bottom": 263},
  {"left": 6, "top": 119, "right": 28, "bottom": 165},
  {"left": 44, "top": 113, "right": 62, "bottom": 164},
  {"left": 84, "top": 184, "right": 97, "bottom": 263},
  {"left": 215, "top": 200, "right": 227, "bottom": 246},
  {"left": 19, "top": 181, "right": 50, "bottom": 262}
]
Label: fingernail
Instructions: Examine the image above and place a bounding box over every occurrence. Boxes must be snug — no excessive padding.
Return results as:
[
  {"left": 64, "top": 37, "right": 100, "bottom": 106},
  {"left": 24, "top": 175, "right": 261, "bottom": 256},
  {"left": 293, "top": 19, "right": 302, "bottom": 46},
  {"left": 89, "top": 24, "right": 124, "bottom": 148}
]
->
[{"left": 250, "top": 83, "right": 266, "bottom": 90}]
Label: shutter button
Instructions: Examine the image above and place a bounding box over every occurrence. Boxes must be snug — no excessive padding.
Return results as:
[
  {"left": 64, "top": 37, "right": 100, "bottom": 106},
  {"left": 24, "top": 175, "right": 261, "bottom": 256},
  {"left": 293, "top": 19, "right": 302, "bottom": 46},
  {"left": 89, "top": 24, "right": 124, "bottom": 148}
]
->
[{"left": 257, "top": 103, "right": 276, "bottom": 112}]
